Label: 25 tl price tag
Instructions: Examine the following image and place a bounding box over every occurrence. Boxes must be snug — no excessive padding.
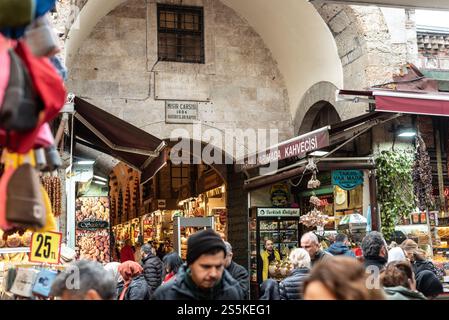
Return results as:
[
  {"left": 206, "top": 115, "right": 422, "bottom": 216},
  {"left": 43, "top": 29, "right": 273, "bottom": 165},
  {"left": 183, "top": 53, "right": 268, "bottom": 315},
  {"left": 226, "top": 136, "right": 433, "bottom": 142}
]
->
[{"left": 29, "top": 231, "right": 62, "bottom": 264}]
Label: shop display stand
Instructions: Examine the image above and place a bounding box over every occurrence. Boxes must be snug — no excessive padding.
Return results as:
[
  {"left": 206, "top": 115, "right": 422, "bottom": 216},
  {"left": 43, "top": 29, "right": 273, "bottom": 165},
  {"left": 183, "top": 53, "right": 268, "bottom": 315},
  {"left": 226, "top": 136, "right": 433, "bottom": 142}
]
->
[{"left": 173, "top": 216, "right": 214, "bottom": 260}]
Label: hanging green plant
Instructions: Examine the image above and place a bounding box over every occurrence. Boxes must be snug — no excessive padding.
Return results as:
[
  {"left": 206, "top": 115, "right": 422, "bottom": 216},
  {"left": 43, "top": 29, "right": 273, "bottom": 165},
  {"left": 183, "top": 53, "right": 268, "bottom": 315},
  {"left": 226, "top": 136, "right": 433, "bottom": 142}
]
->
[{"left": 375, "top": 150, "right": 416, "bottom": 241}]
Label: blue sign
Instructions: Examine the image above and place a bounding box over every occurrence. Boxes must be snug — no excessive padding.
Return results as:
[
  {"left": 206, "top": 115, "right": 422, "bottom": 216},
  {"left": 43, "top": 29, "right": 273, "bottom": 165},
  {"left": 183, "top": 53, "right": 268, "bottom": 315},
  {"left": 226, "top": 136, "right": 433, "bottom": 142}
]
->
[{"left": 332, "top": 170, "right": 364, "bottom": 191}]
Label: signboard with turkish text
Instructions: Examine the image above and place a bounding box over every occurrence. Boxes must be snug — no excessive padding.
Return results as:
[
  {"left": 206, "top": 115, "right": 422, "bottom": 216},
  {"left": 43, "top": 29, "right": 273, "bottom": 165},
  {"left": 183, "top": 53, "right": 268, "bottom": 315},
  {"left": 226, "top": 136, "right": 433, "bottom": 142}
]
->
[
  {"left": 332, "top": 170, "right": 364, "bottom": 191},
  {"left": 257, "top": 208, "right": 300, "bottom": 217},
  {"left": 165, "top": 101, "right": 199, "bottom": 124},
  {"left": 29, "top": 232, "right": 62, "bottom": 265},
  {"left": 236, "top": 126, "right": 330, "bottom": 172}
]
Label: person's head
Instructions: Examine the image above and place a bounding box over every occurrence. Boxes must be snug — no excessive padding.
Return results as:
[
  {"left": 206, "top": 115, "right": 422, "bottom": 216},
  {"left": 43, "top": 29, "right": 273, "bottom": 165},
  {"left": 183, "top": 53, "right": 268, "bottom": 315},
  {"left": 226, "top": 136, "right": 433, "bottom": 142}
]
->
[
  {"left": 162, "top": 252, "right": 183, "bottom": 275},
  {"left": 104, "top": 262, "right": 122, "bottom": 284},
  {"left": 118, "top": 261, "right": 144, "bottom": 283},
  {"left": 224, "top": 241, "right": 233, "bottom": 268},
  {"left": 335, "top": 233, "right": 349, "bottom": 245},
  {"left": 387, "top": 247, "right": 407, "bottom": 264},
  {"left": 141, "top": 244, "right": 153, "bottom": 258},
  {"left": 361, "top": 231, "right": 388, "bottom": 259},
  {"left": 51, "top": 260, "right": 116, "bottom": 300},
  {"left": 303, "top": 256, "right": 385, "bottom": 300},
  {"left": 264, "top": 239, "right": 274, "bottom": 252},
  {"left": 289, "top": 248, "right": 311, "bottom": 269},
  {"left": 301, "top": 232, "right": 320, "bottom": 259},
  {"left": 416, "top": 270, "right": 443, "bottom": 299},
  {"left": 381, "top": 261, "right": 416, "bottom": 291},
  {"left": 186, "top": 229, "right": 227, "bottom": 290},
  {"left": 400, "top": 239, "right": 423, "bottom": 261}
]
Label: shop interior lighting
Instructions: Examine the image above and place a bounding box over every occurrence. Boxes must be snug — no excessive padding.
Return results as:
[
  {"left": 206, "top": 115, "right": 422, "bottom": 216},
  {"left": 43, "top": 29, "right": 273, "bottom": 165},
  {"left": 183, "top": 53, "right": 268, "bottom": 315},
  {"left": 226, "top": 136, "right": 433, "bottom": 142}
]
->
[
  {"left": 93, "top": 180, "right": 106, "bottom": 186},
  {"left": 76, "top": 160, "right": 95, "bottom": 165},
  {"left": 93, "top": 175, "right": 108, "bottom": 182},
  {"left": 398, "top": 130, "right": 416, "bottom": 138},
  {"left": 309, "top": 150, "right": 329, "bottom": 157}
]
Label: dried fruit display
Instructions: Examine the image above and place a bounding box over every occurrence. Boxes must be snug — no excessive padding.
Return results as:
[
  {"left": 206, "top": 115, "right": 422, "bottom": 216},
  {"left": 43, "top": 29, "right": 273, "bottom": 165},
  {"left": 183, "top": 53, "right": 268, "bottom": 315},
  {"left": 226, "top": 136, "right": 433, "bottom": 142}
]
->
[
  {"left": 413, "top": 135, "right": 434, "bottom": 211},
  {"left": 76, "top": 197, "right": 110, "bottom": 221},
  {"left": 76, "top": 230, "right": 110, "bottom": 262},
  {"left": 75, "top": 197, "right": 111, "bottom": 263},
  {"left": 41, "top": 176, "right": 62, "bottom": 217}
]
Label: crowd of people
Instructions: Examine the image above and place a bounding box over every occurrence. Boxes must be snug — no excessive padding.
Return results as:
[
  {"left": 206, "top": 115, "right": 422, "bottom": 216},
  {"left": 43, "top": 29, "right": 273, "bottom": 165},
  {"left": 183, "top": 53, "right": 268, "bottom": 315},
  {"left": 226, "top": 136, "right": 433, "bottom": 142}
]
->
[{"left": 49, "top": 229, "right": 445, "bottom": 300}]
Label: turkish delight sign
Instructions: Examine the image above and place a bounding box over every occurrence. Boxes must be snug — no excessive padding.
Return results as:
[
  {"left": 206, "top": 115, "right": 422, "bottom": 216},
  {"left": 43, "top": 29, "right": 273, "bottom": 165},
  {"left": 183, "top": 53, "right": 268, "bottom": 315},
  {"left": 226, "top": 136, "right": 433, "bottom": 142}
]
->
[{"left": 165, "top": 101, "right": 199, "bottom": 124}]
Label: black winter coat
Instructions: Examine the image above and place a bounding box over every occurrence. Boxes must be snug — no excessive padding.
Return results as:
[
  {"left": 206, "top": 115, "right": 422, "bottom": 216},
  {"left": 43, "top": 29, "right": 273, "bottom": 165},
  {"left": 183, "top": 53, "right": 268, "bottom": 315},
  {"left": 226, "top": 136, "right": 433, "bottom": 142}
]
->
[
  {"left": 278, "top": 268, "right": 309, "bottom": 300},
  {"left": 364, "top": 255, "right": 387, "bottom": 271},
  {"left": 226, "top": 261, "right": 249, "bottom": 299},
  {"left": 116, "top": 275, "right": 151, "bottom": 300},
  {"left": 141, "top": 253, "right": 164, "bottom": 293},
  {"left": 151, "top": 265, "right": 244, "bottom": 300},
  {"left": 413, "top": 260, "right": 442, "bottom": 278}
]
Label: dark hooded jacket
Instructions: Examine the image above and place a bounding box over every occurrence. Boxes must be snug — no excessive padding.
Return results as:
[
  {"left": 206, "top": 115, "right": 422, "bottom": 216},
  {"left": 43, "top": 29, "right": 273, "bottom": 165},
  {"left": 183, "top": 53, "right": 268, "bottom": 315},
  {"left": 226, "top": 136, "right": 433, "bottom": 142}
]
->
[
  {"left": 226, "top": 261, "right": 249, "bottom": 299},
  {"left": 151, "top": 264, "right": 244, "bottom": 300},
  {"left": 364, "top": 255, "right": 387, "bottom": 271},
  {"left": 413, "top": 260, "right": 443, "bottom": 278},
  {"left": 116, "top": 275, "right": 151, "bottom": 300},
  {"left": 326, "top": 242, "right": 356, "bottom": 258},
  {"left": 278, "top": 268, "right": 309, "bottom": 300},
  {"left": 141, "top": 252, "right": 164, "bottom": 293}
]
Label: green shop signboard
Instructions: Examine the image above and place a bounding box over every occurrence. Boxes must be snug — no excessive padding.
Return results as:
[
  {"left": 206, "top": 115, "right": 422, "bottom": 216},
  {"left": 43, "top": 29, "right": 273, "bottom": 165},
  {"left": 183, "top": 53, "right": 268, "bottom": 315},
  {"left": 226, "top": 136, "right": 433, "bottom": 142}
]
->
[{"left": 332, "top": 170, "right": 364, "bottom": 191}]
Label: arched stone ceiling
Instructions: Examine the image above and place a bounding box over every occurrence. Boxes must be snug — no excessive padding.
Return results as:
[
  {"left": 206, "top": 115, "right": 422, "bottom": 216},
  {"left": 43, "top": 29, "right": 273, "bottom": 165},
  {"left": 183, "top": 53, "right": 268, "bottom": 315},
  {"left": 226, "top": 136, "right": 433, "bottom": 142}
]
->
[{"left": 65, "top": 0, "right": 344, "bottom": 119}]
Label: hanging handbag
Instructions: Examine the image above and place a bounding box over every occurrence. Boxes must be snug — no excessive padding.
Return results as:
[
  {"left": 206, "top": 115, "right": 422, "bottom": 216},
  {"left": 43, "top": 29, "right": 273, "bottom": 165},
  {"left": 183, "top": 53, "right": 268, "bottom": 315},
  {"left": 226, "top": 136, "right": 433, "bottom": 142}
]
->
[
  {"left": 32, "top": 269, "right": 57, "bottom": 298},
  {"left": 6, "top": 152, "right": 46, "bottom": 229},
  {"left": 0, "top": 0, "right": 36, "bottom": 28},
  {"left": 36, "top": 184, "right": 56, "bottom": 232},
  {"left": 9, "top": 268, "right": 39, "bottom": 298},
  {"left": 0, "top": 49, "right": 41, "bottom": 132}
]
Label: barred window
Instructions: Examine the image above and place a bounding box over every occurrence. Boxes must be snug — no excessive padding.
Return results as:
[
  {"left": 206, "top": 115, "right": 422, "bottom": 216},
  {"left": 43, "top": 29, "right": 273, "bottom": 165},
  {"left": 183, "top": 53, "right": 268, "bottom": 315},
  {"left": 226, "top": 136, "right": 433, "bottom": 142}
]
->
[{"left": 157, "top": 4, "right": 205, "bottom": 63}]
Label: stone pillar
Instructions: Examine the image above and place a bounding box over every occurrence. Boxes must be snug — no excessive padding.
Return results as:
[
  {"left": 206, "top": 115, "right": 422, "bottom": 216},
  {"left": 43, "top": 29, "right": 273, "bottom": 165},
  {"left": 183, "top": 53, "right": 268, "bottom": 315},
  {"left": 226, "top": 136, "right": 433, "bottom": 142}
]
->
[{"left": 226, "top": 166, "right": 249, "bottom": 270}]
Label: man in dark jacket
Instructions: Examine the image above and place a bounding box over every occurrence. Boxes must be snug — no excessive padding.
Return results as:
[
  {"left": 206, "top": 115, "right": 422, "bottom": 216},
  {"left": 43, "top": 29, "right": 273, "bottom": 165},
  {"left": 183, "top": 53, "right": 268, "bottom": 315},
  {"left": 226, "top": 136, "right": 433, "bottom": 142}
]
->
[
  {"left": 224, "top": 241, "right": 249, "bottom": 299},
  {"left": 301, "top": 232, "right": 332, "bottom": 267},
  {"left": 361, "top": 231, "right": 388, "bottom": 272},
  {"left": 279, "top": 248, "right": 310, "bottom": 300},
  {"left": 152, "top": 229, "right": 244, "bottom": 300},
  {"left": 326, "top": 233, "right": 356, "bottom": 258},
  {"left": 141, "top": 244, "right": 164, "bottom": 293}
]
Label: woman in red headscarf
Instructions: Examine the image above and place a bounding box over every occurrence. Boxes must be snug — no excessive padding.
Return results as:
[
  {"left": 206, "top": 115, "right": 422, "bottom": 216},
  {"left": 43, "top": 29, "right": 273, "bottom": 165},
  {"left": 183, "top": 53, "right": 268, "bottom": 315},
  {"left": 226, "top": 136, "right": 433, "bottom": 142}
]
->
[{"left": 117, "top": 261, "right": 151, "bottom": 300}]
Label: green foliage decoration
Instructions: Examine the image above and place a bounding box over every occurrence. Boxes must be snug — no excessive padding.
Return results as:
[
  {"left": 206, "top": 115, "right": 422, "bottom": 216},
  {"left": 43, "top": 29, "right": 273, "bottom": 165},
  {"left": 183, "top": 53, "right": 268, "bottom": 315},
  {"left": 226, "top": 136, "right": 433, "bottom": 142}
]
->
[{"left": 375, "top": 150, "right": 416, "bottom": 241}]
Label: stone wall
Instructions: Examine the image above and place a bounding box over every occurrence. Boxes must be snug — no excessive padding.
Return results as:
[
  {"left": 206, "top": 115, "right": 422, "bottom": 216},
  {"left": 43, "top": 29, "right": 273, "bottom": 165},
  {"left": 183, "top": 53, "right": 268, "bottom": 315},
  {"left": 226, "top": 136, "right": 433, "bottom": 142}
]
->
[{"left": 68, "top": 0, "right": 293, "bottom": 152}]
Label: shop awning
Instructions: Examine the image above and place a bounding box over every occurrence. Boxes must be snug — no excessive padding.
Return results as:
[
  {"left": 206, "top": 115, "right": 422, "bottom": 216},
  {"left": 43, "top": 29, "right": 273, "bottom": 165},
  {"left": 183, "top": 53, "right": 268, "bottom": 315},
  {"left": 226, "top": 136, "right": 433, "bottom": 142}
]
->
[
  {"left": 74, "top": 97, "right": 167, "bottom": 175},
  {"left": 338, "top": 89, "right": 449, "bottom": 117},
  {"left": 242, "top": 111, "right": 399, "bottom": 191}
]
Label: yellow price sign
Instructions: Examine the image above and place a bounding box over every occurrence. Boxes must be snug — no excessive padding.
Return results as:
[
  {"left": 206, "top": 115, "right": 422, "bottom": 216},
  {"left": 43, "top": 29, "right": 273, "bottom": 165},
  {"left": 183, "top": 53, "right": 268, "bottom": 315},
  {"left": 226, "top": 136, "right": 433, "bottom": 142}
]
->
[{"left": 29, "top": 232, "right": 62, "bottom": 264}]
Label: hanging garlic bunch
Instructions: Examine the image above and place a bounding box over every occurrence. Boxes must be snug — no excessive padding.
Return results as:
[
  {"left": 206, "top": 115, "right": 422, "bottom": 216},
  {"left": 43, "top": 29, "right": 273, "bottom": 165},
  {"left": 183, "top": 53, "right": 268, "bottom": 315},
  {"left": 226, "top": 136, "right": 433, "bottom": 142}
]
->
[
  {"left": 300, "top": 208, "right": 329, "bottom": 228},
  {"left": 300, "top": 167, "right": 328, "bottom": 228}
]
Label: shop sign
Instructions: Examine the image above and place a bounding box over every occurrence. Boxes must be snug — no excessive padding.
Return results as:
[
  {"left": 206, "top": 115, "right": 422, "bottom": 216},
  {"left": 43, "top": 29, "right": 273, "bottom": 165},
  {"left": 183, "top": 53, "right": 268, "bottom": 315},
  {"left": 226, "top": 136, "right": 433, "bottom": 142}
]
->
[
  {"left": 29, "top": 232, "right": 62, "bottom": 265},
  {"left": 77, "top": 219, "right": 109, "bottom": 231},
  {"left": 165, "top": 101, "right": 198, "bottom": 124},
  {"left": 158, "top": 199, "right": 166, "bottom": 209},
  {"left": 332, "top": 170, "right": 364, "bottom": 191},
  {"left": 257, "top": 208, "right": 300, "bottom": 217},
  {"left": 270, "top": 183, "right": 290, "bottom": 207},
  {"left": 236, "top": 126, "right": 330, "bottom": 172}
]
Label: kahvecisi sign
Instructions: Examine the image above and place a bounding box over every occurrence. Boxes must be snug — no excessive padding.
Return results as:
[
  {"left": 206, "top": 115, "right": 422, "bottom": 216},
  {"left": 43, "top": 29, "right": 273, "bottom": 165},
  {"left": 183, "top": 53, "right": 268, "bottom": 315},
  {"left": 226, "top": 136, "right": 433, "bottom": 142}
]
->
[{"left": 236, "top": 126, "right": 330, "bottom": 172}]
